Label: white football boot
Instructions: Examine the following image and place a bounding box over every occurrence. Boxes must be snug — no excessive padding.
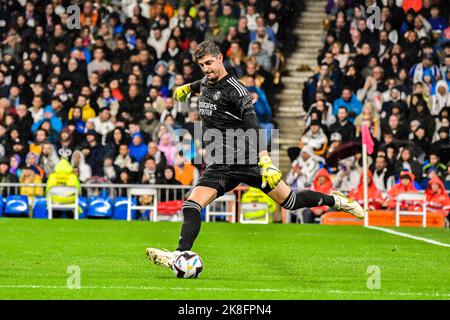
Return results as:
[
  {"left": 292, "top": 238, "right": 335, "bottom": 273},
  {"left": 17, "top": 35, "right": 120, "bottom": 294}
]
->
[
  {"left": 146, "top": 248, "right": 180, "bottom": 268},
  {"left": 331, "top": 191, "right": 365, "bottom": 219}
]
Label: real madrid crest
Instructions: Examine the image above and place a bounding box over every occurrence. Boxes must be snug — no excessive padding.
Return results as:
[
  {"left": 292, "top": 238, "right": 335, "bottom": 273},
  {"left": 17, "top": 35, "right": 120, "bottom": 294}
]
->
[{"left": 213, "top": 91, "right": 221, "bottom": 100}]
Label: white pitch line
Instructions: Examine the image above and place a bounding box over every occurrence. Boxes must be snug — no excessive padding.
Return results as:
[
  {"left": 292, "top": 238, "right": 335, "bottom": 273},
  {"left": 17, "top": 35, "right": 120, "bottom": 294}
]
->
[
  {"left": 0, "top": 284, "right": 450, "bottom": 298},
  {"left": 366, "top": 226, "right": 450, "bottom": 248}
]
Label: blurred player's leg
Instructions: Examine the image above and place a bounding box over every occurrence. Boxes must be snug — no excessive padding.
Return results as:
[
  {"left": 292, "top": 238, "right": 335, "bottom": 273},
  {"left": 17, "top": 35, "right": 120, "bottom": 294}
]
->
[
  {"left": 267, "top": 180, "right": 365, "bottom": 219},
  {"left": 176, "top": 186, "right": 217, "bottom": 251},
  {"left": 146, "top": 186, "right": 218, "bottom": 268}
]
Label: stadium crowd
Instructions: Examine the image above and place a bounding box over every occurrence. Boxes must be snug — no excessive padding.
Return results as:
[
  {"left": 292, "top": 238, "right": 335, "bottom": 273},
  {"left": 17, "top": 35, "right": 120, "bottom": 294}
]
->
[
  {"left": 0, "top": 0, "right": 296, "bottom": 201},
  {"left": 287, "top": 0, "right": 450, "bottom": 221}
]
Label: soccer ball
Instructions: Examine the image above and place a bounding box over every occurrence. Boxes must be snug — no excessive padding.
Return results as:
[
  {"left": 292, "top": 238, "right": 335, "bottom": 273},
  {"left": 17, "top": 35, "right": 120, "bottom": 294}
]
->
[{"left": 172, "top": 251, "right": 203, "bottom": 278}]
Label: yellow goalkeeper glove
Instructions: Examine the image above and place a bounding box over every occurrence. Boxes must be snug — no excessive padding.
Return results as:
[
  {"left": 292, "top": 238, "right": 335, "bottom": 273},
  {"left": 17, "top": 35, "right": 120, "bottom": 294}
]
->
[
  {"left": 258, "top": 155, "right": 282, "bottom": 189},
  {"left": 173, "top": 84, "right": 191, "bottom": 102}
]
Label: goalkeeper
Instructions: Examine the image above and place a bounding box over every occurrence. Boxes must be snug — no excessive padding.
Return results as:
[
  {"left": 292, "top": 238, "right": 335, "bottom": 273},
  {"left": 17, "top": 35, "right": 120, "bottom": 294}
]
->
[{"left": 147, "top": 41, "right": 365, "bottom": 268}]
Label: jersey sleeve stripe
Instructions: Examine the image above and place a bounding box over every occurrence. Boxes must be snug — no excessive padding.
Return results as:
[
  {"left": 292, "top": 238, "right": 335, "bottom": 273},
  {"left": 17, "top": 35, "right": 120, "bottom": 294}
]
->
[
  {"left": 227, "top": 79, "right": 245, "bottom": 96},
  {"left": 227, "top": 78, "right": 246, "bottom": 97},
  {"left": 229, "top": 77, "right": 249, "bottom": 96}
]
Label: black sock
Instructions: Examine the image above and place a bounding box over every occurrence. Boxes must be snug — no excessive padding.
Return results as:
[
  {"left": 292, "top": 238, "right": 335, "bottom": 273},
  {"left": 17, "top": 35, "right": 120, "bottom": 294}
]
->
[
  {"left": 176, "top": 200, "right": 202, "bottom": 252},
  {"left": 280, "top": 190, "right": 335, "bottom": 210}
]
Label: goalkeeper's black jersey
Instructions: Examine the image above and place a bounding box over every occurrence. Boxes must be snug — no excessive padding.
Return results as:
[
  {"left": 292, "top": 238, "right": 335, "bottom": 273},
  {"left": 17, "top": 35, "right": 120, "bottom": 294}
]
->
[{"left": 190, "top": 74, "right": 260, "bottom": 166}]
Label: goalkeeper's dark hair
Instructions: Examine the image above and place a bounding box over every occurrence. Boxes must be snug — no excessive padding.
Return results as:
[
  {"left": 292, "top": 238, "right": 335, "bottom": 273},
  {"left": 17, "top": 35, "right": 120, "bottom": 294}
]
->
[{"left": 193, "top": 40, "right": 221, "bottom": 61}]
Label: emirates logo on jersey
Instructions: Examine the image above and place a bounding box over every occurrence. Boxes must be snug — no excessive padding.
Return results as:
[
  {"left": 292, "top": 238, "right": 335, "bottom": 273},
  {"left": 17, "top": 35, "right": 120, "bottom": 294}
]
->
[{"left": 199, "top": 101, "right": 217, "bottom": 116}]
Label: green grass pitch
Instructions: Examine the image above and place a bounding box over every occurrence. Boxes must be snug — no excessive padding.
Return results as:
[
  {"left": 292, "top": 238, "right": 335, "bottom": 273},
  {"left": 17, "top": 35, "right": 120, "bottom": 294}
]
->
[{"left": 0, "top": 218, "right": 449, "bottom": 300}]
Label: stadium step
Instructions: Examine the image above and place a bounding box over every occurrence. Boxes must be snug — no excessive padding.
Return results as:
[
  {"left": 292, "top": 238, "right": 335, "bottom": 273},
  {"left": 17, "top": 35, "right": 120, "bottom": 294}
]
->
[
  {"left": 275, "top": 0, "right": 325, "bottom": 173},
  {"left": 303, "top": 7, "right": 328, "bottom": 14},
  {"left": 293, "top": 29, "right": 325, "bottom": 35}
]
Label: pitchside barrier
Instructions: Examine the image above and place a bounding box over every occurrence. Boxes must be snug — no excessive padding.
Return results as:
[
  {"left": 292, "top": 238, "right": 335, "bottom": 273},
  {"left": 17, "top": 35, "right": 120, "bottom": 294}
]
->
[
  {"left": 1, "top": 183, "right": 447, "bottom": 226},
  {"left": 279, "top": 189, "right": 448, "bottom": 228},
  {"left": 0, "top": 182, "right": 251, "bottom": 222}
]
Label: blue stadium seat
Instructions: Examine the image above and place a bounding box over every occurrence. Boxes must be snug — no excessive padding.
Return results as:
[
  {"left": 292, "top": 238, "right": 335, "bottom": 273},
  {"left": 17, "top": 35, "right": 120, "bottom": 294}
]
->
[
  {"left": 87, "top": 196, "right": 113, "bottom": 218},
  {"left": 113, "top": 197, "right": 137, "bottom": 220},
  {"left": 4, "top": 195, "right": 29, "bottom": 217},
  {"left": 444, "top": 181, "right": 450, "bottom": 191},
  {"left": 201, "top": 207, "right": 206, "bottom": 221},
  {"left": 32, "top": 196, "right": 47, "bottom": 219},
  {"left": 0, "top": 196, "right": 4, "bottom": 217},
  {"left": 39, "top": 196, "right": 87, "bottom": 219},
  {"left": 79, "top": 196, "right": 88, "bottom": 219}
]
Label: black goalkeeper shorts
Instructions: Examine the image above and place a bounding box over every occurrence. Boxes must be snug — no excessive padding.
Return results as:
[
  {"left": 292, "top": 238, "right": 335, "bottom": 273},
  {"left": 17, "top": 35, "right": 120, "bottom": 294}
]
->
[{"left": 195, "top": 164, "right": 274, "bottom": 197}]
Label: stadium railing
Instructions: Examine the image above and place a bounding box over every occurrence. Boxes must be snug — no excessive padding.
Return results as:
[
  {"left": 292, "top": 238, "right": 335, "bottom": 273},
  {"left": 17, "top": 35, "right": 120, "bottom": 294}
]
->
[
  {"left": 0, "top": 182, "right": 191, "bottom": 202},
  {"left": 0, "top": 182, "right": 251, "bottom": 221}
]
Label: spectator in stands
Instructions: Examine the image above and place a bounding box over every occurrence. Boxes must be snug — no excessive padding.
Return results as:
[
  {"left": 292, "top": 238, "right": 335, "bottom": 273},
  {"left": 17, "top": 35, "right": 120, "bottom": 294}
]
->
[
  {"left": 422, "top": 151, "right": 447, "bottom": 182},
  {"left": 129, "top": 132, "right": 148, "bottom": 164},
  {"left": 332, "top": 87, "right": 363, "bottom": 121},
  {"left": 341, "top": 64, "right": 364, "bottom": 94},
  {"left": 99, "top": 155, "right": 120, "bottom": 183},
  {"left": 307, "top": 99, "right": 336, "bottom": 128},
  {"left": 328, "top": 106, "right": 356, "bottom": 143},
  {"left": 349, "top": 171, "right": 384, "bottom": 211},
  {"left": 408, "top": 99, "right": 435, "bottom": 140},
  {"left": 84, "top": 130, "right": 105, "bottom": 176},
  {"left": 158, "top": 132, "right": 177, "bottom": 166},
  {"left": 173, "top": 152, "right": 199, "bottom": 186},
  {"left": 92, "top": 107, "right": 115, "bottom": 145},
  {"left": 139, "top": 156, "right": 159, "bottom": 185},
  {"left": 371, "top": 155, "right": 396, "bottom": 192},
  {"left": 39, "top": 142, "right": 59, "bottom": 180},
  {"left": 301, "top": 168, "right": 334, "bottom": 223},
  {"left": 431, "top": 127, "right": 450, "bottom": 165},
  {"left": 425, "top": 175, "right": 450, "bottom": 217},
  {"left": 299, "top": 120, "right": 328, "bottom": 157},
  {"left": 87, "top": 49, "right": 111, "bottom": 77},
  {"left": 411, "top": 125, "right": 430, "bottom": 161},
  {"left": 24, "top": 152, "right": 44, "bottom": 179},
  {"left": 70, "top": 150, "right": 92, "bottom": 183},
  {"left": 19, "top": 166, "right": 44, "bottom": 206},
  {"left": 248, "top": 41, "right": 272, "bottom": 72},
  {"left": 333, "top": 151, "right": 363, "bottom": 191},
  {"left": 55, "top": 128, "right": 75, "bottom": 161},
  {"left": 325, "top": 132, "right": 343, "bottom": 162},
  {"left": 224, "top": 42, "right": 246, "bottom": 78},
  {"left": 395, "top": 147, "right": 423, "bottom": 184},
  {"left": 386, "top": 171, "right": 419, "bottom": 210},
  {"left": 245, "top": 4, "right": 260, "bottom": 32},
  {"left": 45, "top": 158, "right": 81, "bottom": 217},
  {"left": 217, "top": 4, "right": 238, "bottom": 37},
  {"left": 156, "top": 166, "right": 183, "bottom": 202},
  {"left": 140, "top": 108, "right": 159, "bottom": 140},
  {"left": 114, "top": 143, "right": 139, "bottom": 174},
  {"left": 381, "top": 86, "right": 408, "bottom": 119},
  {"left": 116, "top": 168, "right": 134, "bottom": 196},
  {"left": 0, "top": 158, "right": 18, "bottom": 196},
  {"left": 382, "top": 114, "right": 409, "bottom": 141},
  {"left": 430, "top": 80, "right": 450, "bottom": 116},
  {"left": 354, "top": 102, "right": 380, "bottom": 140},
  {"left": 287, "top": 146, "right": 322, "bottom": 189},
  {"left": 410, "top": 53, "right": 441, "bottom": 84},
  {"left": 253, "top": 27, "right": 275, "bottom": 57},
  {"left": 120, "top": 84, "right": 145, "bottom": 121},
  {"left": 68, "top": 95, "right": 96, "bottom": 122},
  {"left": 141, "top": 141, "right": 167, "bottom": 173}
]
